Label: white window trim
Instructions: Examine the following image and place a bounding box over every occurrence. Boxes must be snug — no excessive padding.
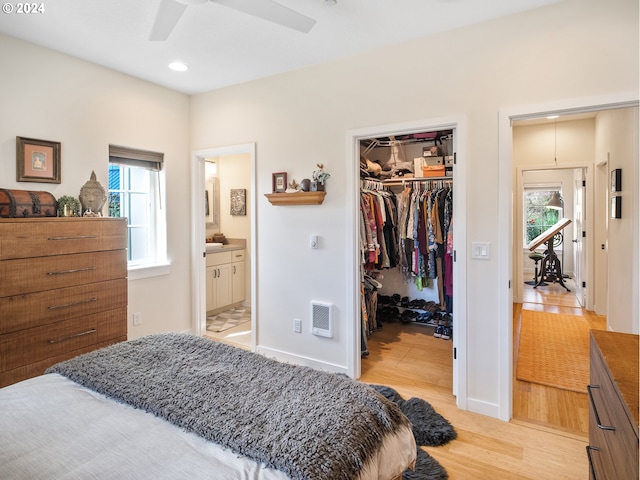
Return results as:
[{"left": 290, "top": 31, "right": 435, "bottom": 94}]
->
[{"left": 128, "top": 261, "right": 172, "bottom": 280}]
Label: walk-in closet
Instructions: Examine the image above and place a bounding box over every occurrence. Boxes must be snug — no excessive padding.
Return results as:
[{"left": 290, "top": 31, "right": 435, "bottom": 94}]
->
[{"left": 359, "top": 129, "right": 455, "bottom": 389}]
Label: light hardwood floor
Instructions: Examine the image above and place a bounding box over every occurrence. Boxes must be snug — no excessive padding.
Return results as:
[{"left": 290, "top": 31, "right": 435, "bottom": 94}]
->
[{"left": 359, "top": 277, "right": 600, "bottom": 479}]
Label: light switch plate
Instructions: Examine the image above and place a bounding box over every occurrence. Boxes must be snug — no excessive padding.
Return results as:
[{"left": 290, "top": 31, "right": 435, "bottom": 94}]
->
[{"left": 471, "top": 242, "right": 490, "bottom": 260}]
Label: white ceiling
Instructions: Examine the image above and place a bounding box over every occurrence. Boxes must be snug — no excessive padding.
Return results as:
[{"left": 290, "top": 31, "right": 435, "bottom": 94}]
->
[{"left": 0, "top": 0, "right": 560, "bottom": 95}]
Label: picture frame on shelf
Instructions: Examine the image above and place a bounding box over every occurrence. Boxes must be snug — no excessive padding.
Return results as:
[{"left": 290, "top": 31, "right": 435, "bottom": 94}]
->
[
  {"left": 16, "top": 136, "right": 61, "bottom": 184},
  {"left": 272, "top": 172, "right": 287, "bottom": 193}
]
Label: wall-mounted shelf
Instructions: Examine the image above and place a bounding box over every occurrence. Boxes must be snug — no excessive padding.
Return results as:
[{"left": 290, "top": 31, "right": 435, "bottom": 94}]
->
[{"left": 265, "top": 191, "right": 326, "bottom": 206}]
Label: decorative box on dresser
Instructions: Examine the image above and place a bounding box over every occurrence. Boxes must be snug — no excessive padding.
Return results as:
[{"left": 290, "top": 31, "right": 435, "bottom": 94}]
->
[
  {"left": 0, "top": 217, "right": 128, "bottom": 388},
  {"left": 587, "top": 330, "right": 639, "bottom": 480}
]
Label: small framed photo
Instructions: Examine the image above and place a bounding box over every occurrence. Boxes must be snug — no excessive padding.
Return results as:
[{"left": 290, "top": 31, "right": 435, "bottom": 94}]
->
[
  {"left": 610, "top": 195, "right": 622, "bottom": 219},
  {"left": 610, "top": 168, "right": 622, "bottom": 193},
  {"left": 272, "top": 172, "right": 287, "bottom": 193},
  {"left": 16, "top": 136, "right": 61, "bottom": 184}
]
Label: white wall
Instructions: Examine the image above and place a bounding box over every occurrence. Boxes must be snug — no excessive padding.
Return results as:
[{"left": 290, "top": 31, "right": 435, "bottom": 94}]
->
[
  {"left": 595, "top": 108, "right": 639, "bottom": 334},
  {"left": 0, "top": 34, "right": 192, "bottom": 339},
  {"left": 191, "top": 0, "right": 638, "bottom": 417}
]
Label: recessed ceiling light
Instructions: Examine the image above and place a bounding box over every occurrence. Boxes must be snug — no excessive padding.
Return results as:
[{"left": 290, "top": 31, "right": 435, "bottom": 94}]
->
[
  {"left": 546, "top": 115, "right": 559, "bottom": 119},
  {"left": 324, "top": 0, "right": 337, "bottom": 5},
  {"left": 169, "top": 62, "right": 188, "bottom": 72}
]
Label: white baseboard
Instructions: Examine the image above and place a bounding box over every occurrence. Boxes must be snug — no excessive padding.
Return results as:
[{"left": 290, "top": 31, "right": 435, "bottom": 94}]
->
[
  {"left": 466, "top": 398, "right": 503, "bottom": 420},
  {"left": 256, "top": 346, "right": 349, "bottom": 376}
]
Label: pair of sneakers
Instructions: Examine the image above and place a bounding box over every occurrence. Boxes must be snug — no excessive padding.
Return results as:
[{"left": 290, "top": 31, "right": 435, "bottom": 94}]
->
[{"left": 434, "top": 324, "right": 452, "bottom": 340}]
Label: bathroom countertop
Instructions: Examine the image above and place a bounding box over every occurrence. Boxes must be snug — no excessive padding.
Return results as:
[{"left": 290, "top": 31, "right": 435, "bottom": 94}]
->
[{"left": 205, "top": 240, "right": 246, "bottom": 254}]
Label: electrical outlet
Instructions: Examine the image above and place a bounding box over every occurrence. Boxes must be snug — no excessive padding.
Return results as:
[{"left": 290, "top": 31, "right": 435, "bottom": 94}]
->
[
  {"left": 294, "top": 318, "right": 301, "bottom": 333},
  {"left": 133, "top": 312, "right": 142, "bottom": 326}
]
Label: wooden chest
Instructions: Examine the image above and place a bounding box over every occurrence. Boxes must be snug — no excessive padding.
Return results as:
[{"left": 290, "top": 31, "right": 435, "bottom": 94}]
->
[
  {"left": 0, "top": 189, "right": 57, "bottom": 218},
  {"left": 0, "top": 217, "right": 128, "bottom": 387}
]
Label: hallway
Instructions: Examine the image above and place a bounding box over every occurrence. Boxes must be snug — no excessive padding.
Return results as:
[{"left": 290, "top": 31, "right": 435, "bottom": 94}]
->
[{"left": 513, "top": 275, "right": 606, "bottom": 437}]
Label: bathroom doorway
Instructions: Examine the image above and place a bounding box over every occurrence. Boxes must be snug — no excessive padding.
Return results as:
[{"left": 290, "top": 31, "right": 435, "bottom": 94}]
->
[{"left": 191, "top": 143, "right": 257, "bottom": 351}]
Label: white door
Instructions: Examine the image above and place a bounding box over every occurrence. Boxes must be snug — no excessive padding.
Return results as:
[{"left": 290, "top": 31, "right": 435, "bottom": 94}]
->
[{"left": 573, "top": 172, "right": 586, "bottom": 306}]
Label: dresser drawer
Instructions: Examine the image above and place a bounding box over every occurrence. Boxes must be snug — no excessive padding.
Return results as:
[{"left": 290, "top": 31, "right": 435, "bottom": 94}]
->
[
  {"left": 0, "top": 336, "right": 126, "bottom": 388},
  {"left": 0, "top": 307, "right": 126, "bottom": 372},
  {"left": 0, "top": 218, "right": 126, "bottom": 260},
  {"left": 0, "top": 278, "right": 127, "bottom": 334},
  {"left": 0, "top": 250, "right": 127, "bottom": 297}
]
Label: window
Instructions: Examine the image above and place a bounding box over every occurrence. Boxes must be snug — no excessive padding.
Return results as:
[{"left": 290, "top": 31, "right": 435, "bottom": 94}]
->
[
  {"left": 108, "top": 145, "right": 168, "bottom": 277},
  {"left": 524, "top": 186, "right": 561, "bottom": 246}
]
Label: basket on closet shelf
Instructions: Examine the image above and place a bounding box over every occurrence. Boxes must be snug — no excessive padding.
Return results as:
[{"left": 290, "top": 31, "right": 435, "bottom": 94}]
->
[{"left": 422, "top": 165, "right": 445, "bottom": 177}]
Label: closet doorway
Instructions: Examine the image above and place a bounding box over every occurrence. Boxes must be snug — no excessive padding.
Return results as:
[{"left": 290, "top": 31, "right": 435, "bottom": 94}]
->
[{"left": 349, "top": 117, "right": 468, "bottom": 409}]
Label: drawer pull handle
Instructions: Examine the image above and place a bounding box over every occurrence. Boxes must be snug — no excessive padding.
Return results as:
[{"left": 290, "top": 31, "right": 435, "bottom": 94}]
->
[
  {"left": 48, "top": 297, "right": 98, "bottom": 310},
  {"left": 47, "top": 266, "right": 97, "bottom": 276},
  {"left": 48, "top": 328, "right": 97, "bottom": 344},
  {"left": 587, "top": 385, "right": 616, "bottom": 431},
  {"left": 48, "top": 235, "right": 97, "bottom": 241},
  {"left": 585, "top": 446, "right": 599, "bottom": 480}
]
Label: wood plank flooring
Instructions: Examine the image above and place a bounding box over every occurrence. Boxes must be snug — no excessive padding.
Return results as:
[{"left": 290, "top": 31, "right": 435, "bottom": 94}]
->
[{"left": 359, "top": 277, "right": 601, "bottom": 479}]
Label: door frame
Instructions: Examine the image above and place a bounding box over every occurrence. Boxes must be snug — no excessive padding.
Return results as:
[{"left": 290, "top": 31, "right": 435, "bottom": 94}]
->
[
  {"left": 347, "top": 114, "right": 468, "bottom": 410},
  {"left": 190, "top": 143, "right": 257, "bottom": 350},
  {"left": 498, "top": 92, "right": 638, "bottom": 421}
]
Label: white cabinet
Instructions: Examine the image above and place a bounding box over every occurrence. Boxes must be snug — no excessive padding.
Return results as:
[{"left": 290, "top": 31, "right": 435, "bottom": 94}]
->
[
  {"left": 231, "top": 250, "right": 245, "bottom": 304},
  {"left": 206, "top": 249, "right": 245, "bottom": 313}
]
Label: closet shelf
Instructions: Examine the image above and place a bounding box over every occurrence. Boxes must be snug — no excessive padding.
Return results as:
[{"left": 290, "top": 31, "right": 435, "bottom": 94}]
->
[
  {"left": 382, "top": 176, "right": 453, "bottom": 187},
  {"left": 265, "top": 191, "right": 326, "bottom": 206}
]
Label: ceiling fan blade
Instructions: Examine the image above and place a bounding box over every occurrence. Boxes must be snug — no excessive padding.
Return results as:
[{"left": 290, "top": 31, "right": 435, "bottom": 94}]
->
[
  {"left": 149, "top": 0, "right": 189, "bottom": 41},
  {"left": 212, "top": 0, "right": 316, "bottom": 33}
]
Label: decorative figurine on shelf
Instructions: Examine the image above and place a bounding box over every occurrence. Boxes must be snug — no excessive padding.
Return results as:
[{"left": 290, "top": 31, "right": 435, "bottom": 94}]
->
[
  {"left": 299, "top": 179, "right": 311, "bottom": 192},
  {"left": 285, "top": 179, "right": 299, "bottom": 193},
  {"left": 79, "top": 171, "right": 107, "bottom": 217},
  {"left": 311, "top": 163, "right": 330, "bottom": 191}
]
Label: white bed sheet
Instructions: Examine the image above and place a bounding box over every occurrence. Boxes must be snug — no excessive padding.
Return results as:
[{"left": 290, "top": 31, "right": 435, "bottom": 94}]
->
[{"left": 0, "top": 374, "right": 416, "bottom": 480}]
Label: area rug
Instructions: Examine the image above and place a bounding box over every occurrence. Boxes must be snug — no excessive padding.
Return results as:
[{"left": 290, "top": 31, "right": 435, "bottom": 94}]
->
[
  {"left": 206, "top": 308, "right": 250, "bottom": 332},
  {"left": 516, "top": 310, "right": 590, "bottom": 393},
  {"left": 369, "top": 384, "right": 455, "bottom": 480}
]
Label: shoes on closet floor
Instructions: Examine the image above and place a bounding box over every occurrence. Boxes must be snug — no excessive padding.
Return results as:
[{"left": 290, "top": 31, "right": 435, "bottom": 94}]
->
[
  {"left": 441, "top": 326, "right": 452, "bottom": 340},
  {"left": 433, "top": 325, "right": 443, "bottom": 338}
]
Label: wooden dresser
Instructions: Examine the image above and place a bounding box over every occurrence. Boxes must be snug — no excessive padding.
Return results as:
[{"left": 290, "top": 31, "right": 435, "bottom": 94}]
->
[
  {"left": 587, "top": 330, "right": 639, "bottom": 480},
  {"left": 0, "top": 217, "right": 128, "bottom": 387}
]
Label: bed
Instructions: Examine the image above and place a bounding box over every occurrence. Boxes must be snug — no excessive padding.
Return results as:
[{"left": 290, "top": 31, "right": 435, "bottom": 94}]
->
[{"left": 0, "top": 333, "right": 416, "bottom": 479}]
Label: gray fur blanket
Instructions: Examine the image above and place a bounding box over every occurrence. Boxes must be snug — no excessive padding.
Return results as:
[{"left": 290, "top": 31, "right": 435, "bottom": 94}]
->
[{"left": 47, "top": 333, "right": 410, "bottom": 480}]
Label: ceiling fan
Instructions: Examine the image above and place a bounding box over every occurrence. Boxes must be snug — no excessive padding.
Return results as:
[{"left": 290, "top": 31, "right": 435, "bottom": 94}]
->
[{"left": 149, "top": 0, "right": 317, "bottom": 41}]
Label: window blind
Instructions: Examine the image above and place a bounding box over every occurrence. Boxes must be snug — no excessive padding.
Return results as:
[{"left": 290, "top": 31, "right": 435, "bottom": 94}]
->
[{"left": 109, "top": 144, "right": 164, "bottom": 171}]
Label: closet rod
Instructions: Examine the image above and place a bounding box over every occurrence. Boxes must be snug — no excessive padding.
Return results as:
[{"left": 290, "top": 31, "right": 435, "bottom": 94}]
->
[{"left": 382, "top": 176, "right": 453, "bottom": 188}]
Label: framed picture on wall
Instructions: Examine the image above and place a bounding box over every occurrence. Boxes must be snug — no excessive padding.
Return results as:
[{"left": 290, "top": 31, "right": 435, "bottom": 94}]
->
[
  {"left": 230, "top": 189, "right": 246, "bottom": 216},
  {"left": 610, "top": 195, "right": 622, "bottom": 219},
  {"left": 610, "top": 168, "right": 622, "bottom": 193},
  {"left": 16, "top": 136, "right": 61, "bottom": 184}
]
